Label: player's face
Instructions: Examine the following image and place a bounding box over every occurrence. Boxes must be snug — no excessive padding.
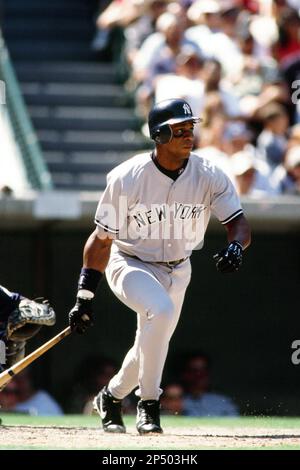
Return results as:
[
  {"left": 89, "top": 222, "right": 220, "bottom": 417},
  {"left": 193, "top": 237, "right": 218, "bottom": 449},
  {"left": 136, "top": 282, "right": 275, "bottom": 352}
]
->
[{"left": 168, "top": 121, "right": 195, "bottom": 158}]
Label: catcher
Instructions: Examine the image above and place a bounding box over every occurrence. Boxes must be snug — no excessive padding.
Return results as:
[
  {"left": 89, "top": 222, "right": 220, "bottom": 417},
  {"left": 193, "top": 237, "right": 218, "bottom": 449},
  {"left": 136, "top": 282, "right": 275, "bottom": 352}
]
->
[{"left": 0, "top": 285, "right": 56, "bottom": 372}]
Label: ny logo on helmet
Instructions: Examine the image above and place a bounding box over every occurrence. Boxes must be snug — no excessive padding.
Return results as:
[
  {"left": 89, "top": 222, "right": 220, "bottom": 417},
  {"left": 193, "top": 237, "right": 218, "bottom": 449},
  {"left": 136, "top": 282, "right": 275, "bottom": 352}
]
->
[{"left": 183, "top": 103, "right": 192, "bottom": 115}]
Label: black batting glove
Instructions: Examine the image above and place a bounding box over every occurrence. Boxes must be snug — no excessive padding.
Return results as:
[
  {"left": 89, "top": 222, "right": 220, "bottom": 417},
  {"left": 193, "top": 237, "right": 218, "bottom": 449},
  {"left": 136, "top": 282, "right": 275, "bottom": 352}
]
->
[
  {"left": 69, "top": 267, "right": 102, "bottom": 334},
  {"left": 69, "top": 297, "right": 94, "bottom": 334},
  {"left": 213, "top": 241, "right": 243, "bottom": 273}
]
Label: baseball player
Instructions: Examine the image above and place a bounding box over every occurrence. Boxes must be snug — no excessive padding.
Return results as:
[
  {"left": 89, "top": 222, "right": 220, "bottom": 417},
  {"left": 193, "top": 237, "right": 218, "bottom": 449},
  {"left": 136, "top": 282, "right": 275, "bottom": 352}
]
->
[
  {"left": 68, "top": 99, "right": 251, "bottom": 434},
  {"left": 0, "top": 285, "right": 56, "bottom": 373}
]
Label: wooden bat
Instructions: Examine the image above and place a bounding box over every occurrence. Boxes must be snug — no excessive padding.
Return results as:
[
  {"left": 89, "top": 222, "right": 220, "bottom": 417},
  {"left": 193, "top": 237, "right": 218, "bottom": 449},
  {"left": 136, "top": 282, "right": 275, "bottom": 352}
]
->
[{"left": 0, "top": 326, "right": 71, "bottom": 391}]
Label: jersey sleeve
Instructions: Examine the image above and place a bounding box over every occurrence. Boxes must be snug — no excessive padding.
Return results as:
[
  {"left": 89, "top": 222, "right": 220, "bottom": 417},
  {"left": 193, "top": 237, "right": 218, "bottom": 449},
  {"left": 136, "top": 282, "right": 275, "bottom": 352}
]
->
[
  {"left": 210, "top": 166, "right": 243, "bottom": 224},
  {"left": 94, "top": 173, "right": 127, "bottom": 239}
]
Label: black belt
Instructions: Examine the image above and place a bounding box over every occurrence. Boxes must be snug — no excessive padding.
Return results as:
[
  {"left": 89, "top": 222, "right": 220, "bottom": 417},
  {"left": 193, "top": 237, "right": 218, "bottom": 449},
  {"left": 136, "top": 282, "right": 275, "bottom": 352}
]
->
[
  {"left": 124, "top": 253, "right": 188, "bottom": 267},
  {"left": 155, "top": 257, "right": 188, "bottom": 267}
]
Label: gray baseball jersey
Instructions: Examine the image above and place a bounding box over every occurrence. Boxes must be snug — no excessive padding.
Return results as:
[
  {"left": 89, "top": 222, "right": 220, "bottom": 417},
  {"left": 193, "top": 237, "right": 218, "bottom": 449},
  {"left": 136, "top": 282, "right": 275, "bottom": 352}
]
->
[
  {"left": 95, "top": 151, "right": 243, "bottom": 261},
  {"left": 94, "top": 151, "right": 243, "bottom": 401}
]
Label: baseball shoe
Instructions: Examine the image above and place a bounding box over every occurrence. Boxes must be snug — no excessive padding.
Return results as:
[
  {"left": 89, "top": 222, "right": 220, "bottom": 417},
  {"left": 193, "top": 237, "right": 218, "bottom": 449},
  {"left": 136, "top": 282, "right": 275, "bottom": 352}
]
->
[
  {"left": 136, "top": 399, "right": 163, "bottom": 434},
  {"left": 93, "top": 386, "right": 126, "bottom": 433}
]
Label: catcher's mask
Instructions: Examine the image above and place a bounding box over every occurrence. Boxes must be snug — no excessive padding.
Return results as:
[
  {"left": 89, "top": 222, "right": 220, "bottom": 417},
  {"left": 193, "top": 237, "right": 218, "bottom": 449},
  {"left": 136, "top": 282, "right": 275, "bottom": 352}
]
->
[{"left": 148, "top": 98, "right": 201, "bottom": 144}]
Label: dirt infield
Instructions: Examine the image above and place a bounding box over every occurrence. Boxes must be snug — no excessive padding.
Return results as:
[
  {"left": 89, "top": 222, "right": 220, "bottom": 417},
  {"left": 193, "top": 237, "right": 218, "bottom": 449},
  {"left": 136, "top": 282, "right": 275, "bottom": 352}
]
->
[{"left": 1, "top": 424, "right": 300, "bottom": 449}]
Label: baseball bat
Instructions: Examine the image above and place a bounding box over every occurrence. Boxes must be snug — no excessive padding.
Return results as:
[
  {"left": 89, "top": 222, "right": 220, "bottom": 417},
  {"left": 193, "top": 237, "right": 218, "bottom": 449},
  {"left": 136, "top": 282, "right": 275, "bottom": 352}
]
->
[{"left": 0, "top": 326, "right": 71, "bottom": 391}]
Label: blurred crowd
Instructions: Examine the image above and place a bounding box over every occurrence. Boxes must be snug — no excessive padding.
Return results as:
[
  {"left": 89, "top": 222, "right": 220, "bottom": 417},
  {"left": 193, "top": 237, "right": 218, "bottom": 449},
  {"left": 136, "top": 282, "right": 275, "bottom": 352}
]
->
[
  {"left": 92, "top": 0, "right": 300, "bottom": 197},
  {"left": 0, "top": 351, "right": 237, "bottom": 417},
  {"left": 0, "top": 369, "right": 63, "bottom": 416},
  {"left": 66, "top": 351, "right": 238, "bottom": 416},
  {"left": 161, "top": 351, "right": 239, "bottom": 416}
]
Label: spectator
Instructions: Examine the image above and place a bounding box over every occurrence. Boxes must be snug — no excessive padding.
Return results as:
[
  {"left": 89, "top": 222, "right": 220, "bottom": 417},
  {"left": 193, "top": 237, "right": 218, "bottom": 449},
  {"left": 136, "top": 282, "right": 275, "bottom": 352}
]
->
[
  {"left": 201, "top": 58, "right": 243, "bottom": 119},
  {"left": 230, "top": 149, "right": 277, "bottom": 197},
  {"left": 132, "top": 10, "right": 201, "bottom": 107},
  {"left": 69, "top": 355, "right": 136, "bottom": 415},
  {"left": 200, "top": 94, "right": 226, "bottom": 131},
  {"left": 231, "top": 14, "right": 283, "bottom": 115},
  {"left": 186, "top": 0, "right": 222, "bottom": 55},
  {"left": 288, "top": 123, "right": 300, "bottom": 149},
  {"left": 69, "top": 355, "right": 118, "bottom": 414},
  {"left": 160, "top": 383, "right": 184, "bottom": 415},
  {"left": 272, "top": 7, "right": 300, "bottom": 65},
  {"left": 206, "top": 4, "right": 245, "bottom": 82},
  {"left": 222, "top": 120, "right": 254, "bottom": 156},
  {"left": 271, "top": 145, "right": 300, "bottom": 194},
  {"left": 179, "top": 352, "right": 239, "bottom": 417},
  {"left": 271, "top": 0, "right": 290, "bottom": 22},
  {"left": 256, "top": 102, "right": 289, "bottom": 170},
  {"left": 154, "top": 44, "right": 204, "bottom": 123},
  {"left": 91, "top": 0, "right": 141, "bottom": 52},
  {"left": 0, "top": 369, "right": 63, "bottom": 416},
  {"left": 194, "top": 111, "right": 233, "bottom": 177},
  {"left": 125, "top": 0, "right": 171, "bottom": 66},
  {"left": 134, "top": 11, "right": 187, "bottom": 117}
]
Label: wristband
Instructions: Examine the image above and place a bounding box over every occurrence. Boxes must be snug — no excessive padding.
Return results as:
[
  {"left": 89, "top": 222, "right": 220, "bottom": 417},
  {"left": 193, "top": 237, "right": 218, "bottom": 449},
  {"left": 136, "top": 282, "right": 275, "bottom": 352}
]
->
[{"left": 78, "top": 267, "right": 103, "bottom": 297}]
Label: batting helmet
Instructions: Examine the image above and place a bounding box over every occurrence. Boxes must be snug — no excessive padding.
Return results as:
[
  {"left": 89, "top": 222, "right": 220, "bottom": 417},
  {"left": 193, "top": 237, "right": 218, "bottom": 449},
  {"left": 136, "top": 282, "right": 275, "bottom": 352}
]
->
[{"left": 148, "top": 99, "right": 201, "bottom": 144}]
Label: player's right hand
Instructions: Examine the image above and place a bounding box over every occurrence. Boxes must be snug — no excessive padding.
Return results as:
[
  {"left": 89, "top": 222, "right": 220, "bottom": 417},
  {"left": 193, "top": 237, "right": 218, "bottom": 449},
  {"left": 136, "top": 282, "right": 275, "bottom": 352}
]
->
[{"left": 68, "top": 297, "right": 94, "bottom": 334}]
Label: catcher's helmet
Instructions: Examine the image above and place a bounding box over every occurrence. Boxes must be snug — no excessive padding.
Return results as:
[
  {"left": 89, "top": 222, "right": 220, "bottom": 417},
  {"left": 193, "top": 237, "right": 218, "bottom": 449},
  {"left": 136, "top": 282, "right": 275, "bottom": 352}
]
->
[{"left": 148, "top": 99, "right": 201, "bottom": 144}]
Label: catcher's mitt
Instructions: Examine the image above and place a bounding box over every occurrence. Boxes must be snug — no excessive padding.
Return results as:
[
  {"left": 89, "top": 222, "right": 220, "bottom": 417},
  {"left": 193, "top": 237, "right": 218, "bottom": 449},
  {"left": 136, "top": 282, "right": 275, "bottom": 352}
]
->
[{"left": 6, "top": 297, "right": 56, "bottom": 342}]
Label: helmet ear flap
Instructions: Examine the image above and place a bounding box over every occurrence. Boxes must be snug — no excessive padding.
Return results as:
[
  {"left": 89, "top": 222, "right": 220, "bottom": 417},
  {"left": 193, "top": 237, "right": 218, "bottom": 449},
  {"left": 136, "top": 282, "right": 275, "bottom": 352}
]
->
[{"left": 151, "top": 124, "right": 172, "bottom": 144}]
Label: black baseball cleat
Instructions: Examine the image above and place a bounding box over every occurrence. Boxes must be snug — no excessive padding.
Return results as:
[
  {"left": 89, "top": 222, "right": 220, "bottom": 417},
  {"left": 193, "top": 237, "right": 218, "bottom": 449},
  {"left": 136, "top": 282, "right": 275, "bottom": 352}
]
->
[
  {"left": 136, "top": 399, "right": 163, "bottom": 434},
  {"left": 93, "top": 386, "right": 126, "bottom": 433}
]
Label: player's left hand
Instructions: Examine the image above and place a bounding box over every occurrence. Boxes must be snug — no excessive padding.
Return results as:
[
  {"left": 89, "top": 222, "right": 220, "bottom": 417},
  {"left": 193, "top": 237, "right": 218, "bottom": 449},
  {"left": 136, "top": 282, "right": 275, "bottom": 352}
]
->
[{"left": 213, "top": 241, "right": 243, "bottom": 273}]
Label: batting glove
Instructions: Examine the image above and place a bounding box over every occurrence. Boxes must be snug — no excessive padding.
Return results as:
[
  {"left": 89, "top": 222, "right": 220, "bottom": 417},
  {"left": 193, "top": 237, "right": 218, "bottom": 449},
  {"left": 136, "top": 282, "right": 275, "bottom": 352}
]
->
[
  {"left": 68, "top": 297, "right": 94, "bottom": 334},
  {"left": 213, "top": 241, "right": 243, "bottom": 273}
]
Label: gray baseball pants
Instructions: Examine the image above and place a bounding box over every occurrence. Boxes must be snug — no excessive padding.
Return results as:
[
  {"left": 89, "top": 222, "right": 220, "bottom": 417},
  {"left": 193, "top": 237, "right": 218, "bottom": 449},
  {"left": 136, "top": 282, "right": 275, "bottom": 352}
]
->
[{"left": 105, "top": 250, "right": 191, "bottom": 401}]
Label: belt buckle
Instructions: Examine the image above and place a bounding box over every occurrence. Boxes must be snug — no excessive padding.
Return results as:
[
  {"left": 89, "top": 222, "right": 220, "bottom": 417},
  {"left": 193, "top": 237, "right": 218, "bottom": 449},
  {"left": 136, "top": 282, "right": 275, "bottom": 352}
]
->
[
  {"left": 165, "top": 261, "right": 174, "bottom": 267},
  {"left": 167, "top": 258, "right": 183, "bottom": 267}
]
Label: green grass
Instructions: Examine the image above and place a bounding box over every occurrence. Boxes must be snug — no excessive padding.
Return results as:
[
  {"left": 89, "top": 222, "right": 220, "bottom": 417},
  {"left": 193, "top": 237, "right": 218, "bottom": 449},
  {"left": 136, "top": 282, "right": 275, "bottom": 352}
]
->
[{"left": 1, "top": 414, "right": 300, "bottom": 428}]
